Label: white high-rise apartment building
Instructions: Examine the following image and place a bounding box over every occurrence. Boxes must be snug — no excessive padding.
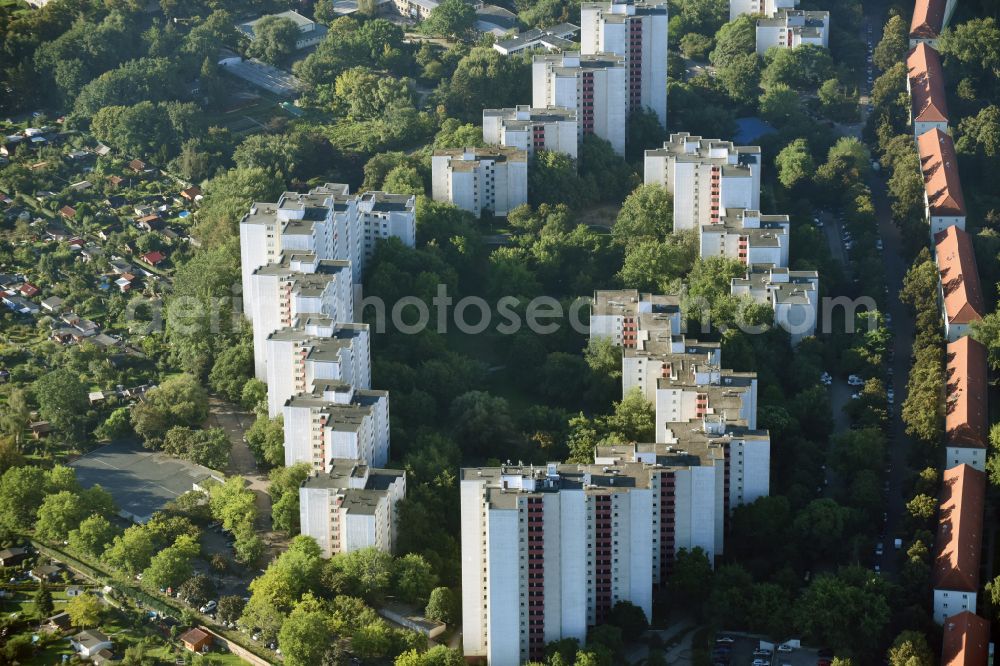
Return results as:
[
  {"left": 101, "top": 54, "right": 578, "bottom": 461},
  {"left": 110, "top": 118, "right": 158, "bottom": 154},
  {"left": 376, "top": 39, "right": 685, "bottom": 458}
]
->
[
  {"left": 533, "top": 52, "right": 628, "bottom": 155},
  {"left": 240, "top": 185, "right": 415, "bottom": 303},
  {"left": 729, "top": 0, "right": 798, "bottom": 20},
  {"left": 699, "top": 209, "right": 790, "bottom": 266},
  {"left": 300, "top": 459, "right": 406, "bottom": 558},
  {"left": 247, "top": 255, "right": 353, "bottom": 381},
  {"left": 431, "top": 147, "right": 528, "bottom": 216},
  {"left": 755, "top": 9, "right": 830, "bottom": 54},
  {"left": 579, "top": 0, "right": 669, "bottom": 129},
  {"left": 731, "top": 265, "right": 820, "bottom": 344},
  {"left": 590, "top": 289, "right": 682, "bottom": 348},
  {"left": 645, "top": 133, "right": 762, "bottom": 231},
  {"left": 461, "top": 428, "right": 768, "bottom": 665},
  {"left": 483, "top": 106, "right": 579, "bottom": 159},
  {"left": 264, "top": 321, "right": 372, "bottom": 418},
  {"left": 283, "top": 381, "right": 390, "bottom": 471},
  {"left": 241, "top": 185, "right": 414, "bottom": 379}
]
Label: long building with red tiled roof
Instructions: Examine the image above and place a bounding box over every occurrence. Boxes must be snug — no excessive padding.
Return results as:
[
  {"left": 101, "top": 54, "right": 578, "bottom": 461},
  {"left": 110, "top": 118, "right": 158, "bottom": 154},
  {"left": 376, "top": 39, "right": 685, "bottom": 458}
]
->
[
  {"left": 919, "top": 129, "right": 967, "bottom": 236},
  {"left": 941, "top": 611, "right": 991, "bottom": 666},
  {"left": 944, "top": 337, "right": 988, "bottom": 471},
  {"left": 933, "top": 464, "right": 986, "bottom": 624},
  {"left": 935, "top": 227, "right": 984, "bottom": 341},
  {"left": 909, "top": 0, "right": 957, "bottom": 46},
  {"left": 907, "top": 44, "right": 949, "bottom": 137}
]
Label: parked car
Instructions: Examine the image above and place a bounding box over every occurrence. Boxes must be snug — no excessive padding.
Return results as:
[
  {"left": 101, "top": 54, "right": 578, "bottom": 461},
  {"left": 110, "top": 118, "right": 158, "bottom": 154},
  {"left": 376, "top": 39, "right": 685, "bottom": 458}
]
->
[
  {"left": 199, "top": 600, "right": 217, "bottom": 613},
  {"left": 820, "top": 372, "right": 832, "bottom": 386},
  {"left": 847, "top": 374, "right": 864, "bottom": 386}
]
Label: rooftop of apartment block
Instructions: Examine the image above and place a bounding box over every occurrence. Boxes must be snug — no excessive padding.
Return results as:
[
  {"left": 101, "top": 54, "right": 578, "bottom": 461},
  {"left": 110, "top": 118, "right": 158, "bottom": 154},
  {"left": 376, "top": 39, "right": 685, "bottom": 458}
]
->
[
  {"left": 582, "top": 0, "right": 669, "bottom": 19},
  {"left": 592, "top": 289, "right": 681, "bottom": 317},
  {"left": 756, "top": 8, "right": 829, "bottom": 27},
  {"left": 483, "top": 105, "right": 578, "bottom": 128},
  {"left": 434, "top": 146, "right": 528, "bottom": 167},
  {"left": 494, "top": 24, "right": 578, "bottom": 51},
  {"left": 534, "top": 51, "right": 627, "bottom": 73},
  {"left": 645, "top": 132, "right": 761, "bottom": 166}
]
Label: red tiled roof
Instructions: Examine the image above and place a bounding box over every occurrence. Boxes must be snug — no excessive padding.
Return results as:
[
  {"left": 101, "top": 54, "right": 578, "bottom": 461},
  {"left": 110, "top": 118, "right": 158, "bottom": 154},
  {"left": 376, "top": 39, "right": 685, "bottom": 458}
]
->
[
  {"left": 941, "top": 611, "right": 990, "bottom": 666},
  {"left": 933, "top": 465, "right": 985, "bottom": 592},
  {"left": 59, "top": 205, "right": 76, "bottom": 218},
  {"left": 910, "top": 0, "right": 946, "bottom": 38},
  {"left": 945, "top": 337, "right": 988, "bottom": 449},
  {"left": 19, "top": 282, "right": 39, "bottom": 297},
  {"left": 919, "top": 129, "right": 966, "bottom": 217},
  {"left": 141, "top": 251, "right": 165, "bottom": 265},
  {"left": 907, "top": 44, "right": 949, "bottom": 123},
  {"left": 935, "top": 227, "right": 985, "bottom": 326}
]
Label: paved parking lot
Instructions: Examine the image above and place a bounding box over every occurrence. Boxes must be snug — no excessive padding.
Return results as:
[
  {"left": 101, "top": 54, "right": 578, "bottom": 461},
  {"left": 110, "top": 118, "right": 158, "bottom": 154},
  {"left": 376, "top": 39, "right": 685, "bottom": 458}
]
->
[
  {"left": 713, "top": 633, "right": 822, "bottom": 666},
  {"left": 71, "top": 439, "right": 222, "bottom": 523}
]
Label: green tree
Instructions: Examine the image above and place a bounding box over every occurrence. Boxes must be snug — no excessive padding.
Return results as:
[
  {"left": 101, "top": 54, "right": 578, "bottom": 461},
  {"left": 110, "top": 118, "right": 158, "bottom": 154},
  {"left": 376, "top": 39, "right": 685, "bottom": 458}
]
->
[
  {"left": 669, "top": 547, "right": 713, "bottom": 613},
  {"left": 679, "top": 33, "right": 713, "bottom": 59},
  {"left": 423, "top": 0, "right": 477, "bottom": 39},
  {"left": 0, "top": 465, "right": 48, "bottom": 529},
  {"left": 775, "top": 138, "right": 815, "bottom": 189},
  {"left": 66, "top": 593, "right": 104, "bottom": 628},
  {"left": 906, "top": 494, "right": 936, "bottom": 522},
  {"left": 425, "top": 587, "right": 458, "bottom": 624},
  {"left": 131, "top": 374, "right": 210, "bottom": 447},
  {"left": 873, "top": 15, "right": 908, "bottom": 71},
  {"left": 247, "top": 16, "right": 300, "bottom": 65},
  {"left": 396, "top": 646, "right": 465, "bottom": 666},
  {"left": 394, "top": 553, "right": 438, "bottom": 603},
  {"left": 887, "top": 630, "right": 933, "bottom": 666},
  {"left": 617, "top": 234, "right": 698, "bottom": 292},
  {"left": 335, "top": 66, "right": 413, "bottom": 120},
  {"left": 217, "top": 595, "right": 246, "bottom": 624},
  {"left": 209, "top": 337, "right": 253, "bottom": 402},
  {"left": 173, "top": 574, "right": 214, "bottom": 608},
  {"left": 612, "top": 184, "right": 673, "bottom": 248},
  {"left": 326, "top": 547, "right": 394, "bottom": 600},
  {"left": 143, "top": 534, "right": 200, "bottom": 590},
  {"left": 162, "top": 426, "right": 232, "bottom": 469},
  {"left": 68, "top": 515, "right": 119, "bottom": 558},
  {"left": 33, "top": 369, "right": 88, "bottom": 442},
  {"left": 104, "top": 525, "right": 157, "bottom": 575},
  {"left": 761, "top": 44, "right": 834, "bottom": 90},
  {"left": 279, "top": 595, "right": 335, "bottom": 666},
  {"left": 35, "top": 582, "right": 54, "bottom": 618},
  {"left": 36, "top": 488, "right": 114, "bottom": 542},
  {"left": 246, "top": 414, "right": 285, "bottom": 468},
  {"left": 716, "top": 52, "right": 761, "bottom": 102},
  {"left": 795, "top": 568, "right": 889, "bottom": 655},
  {"left": 710, "top": 15, "right": 756, "bottom": 65},
  {"left": 759, "top": 83, "right": 801, "bottom": 126}
]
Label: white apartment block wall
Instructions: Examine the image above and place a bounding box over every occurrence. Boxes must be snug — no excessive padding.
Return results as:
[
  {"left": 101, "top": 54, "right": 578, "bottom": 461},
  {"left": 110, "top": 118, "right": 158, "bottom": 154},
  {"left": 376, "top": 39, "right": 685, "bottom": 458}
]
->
[
  {"left": 730, "top": 437, "right": 771, "bottom": 505},
  {"left": 914, "top": 119, "right": 949, "bottom": 137},
  {"left": 460, "top": 480, "right": 488, "bottom": 659},
  {"left": 486, "top": 509, "right": 521, "bottom": 666},
  {"left": 928, "top": 211, "right": 966, "bottom": 237},
  {"left": 239, "top": 211, "right": 277, "bottom": 317},
  {"left": 532, "top": 53, "right": 628, "bottom": 155},
  {"left": 934, "top": 589, "right": 977, "bottom": 625},
  {"left": 431, "top": 150, "right": 529, "bottom": 217},
  {"left": 299, "top": 486, "right": 332, "bottom": 554},
  {"left": 645, "top": 141, "right": 761, "bottom": 231},
  {"left": 483, "top": 107, "right": 579, "bottom": 159},
  {"left": 945, "top": 445, "right": 986, "bottom": 472},
  {"left": 755, "top": 11, "right": 830, "bottom": 54},
  {"left": 558, "top": 491, "right": 588, "bottom": 641},
  {"left": 730, "top": 0, "right": 798, "bottom": 19},
  {"left": 343, "top": 510, "right": 378, "bottom": 552},
  {"left": 673, "top": 465, "right": 720, "bottom": 560},
  {"left": 655, "top": 381, "right": 758, "bottom": 441},
  {"left": 774, "top": 297, "right": 819, "bottom": 344},
  {"left": 580, "top": 1, "right": 669, "bottom": 128}
]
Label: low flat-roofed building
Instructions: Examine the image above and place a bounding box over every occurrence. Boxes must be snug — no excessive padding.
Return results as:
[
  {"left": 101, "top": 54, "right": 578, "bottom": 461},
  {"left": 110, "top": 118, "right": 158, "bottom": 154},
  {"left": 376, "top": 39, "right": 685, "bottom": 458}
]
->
[
  {"left": 934, "top": 226, "right": 983, "bottom": 342},
  {"left": 493, "top": 24, "right": 579, "bottom": 54},
  {"left": 932, "top": 464, "right": 985, "bottom": 624},
  {"left": 590, "top": 289, "right": 682, "bottom": 348},
  {"left": 944, "top": 336, "right": 988, "bottom": 471},
  {"left": 919, "top": 129, "right": 966, "bottom": 236},
  {"left": 237, "top": 10, "right": 328, "bottom": 50},
  {"left": 907, "top": 44, "right": 949, "bottom": 137},
  {"left": 941, "top": 611, "right": 991, "bottom": 666},
  {"left": 300, "top": 458, "right": 406, "bottom": 557}
]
